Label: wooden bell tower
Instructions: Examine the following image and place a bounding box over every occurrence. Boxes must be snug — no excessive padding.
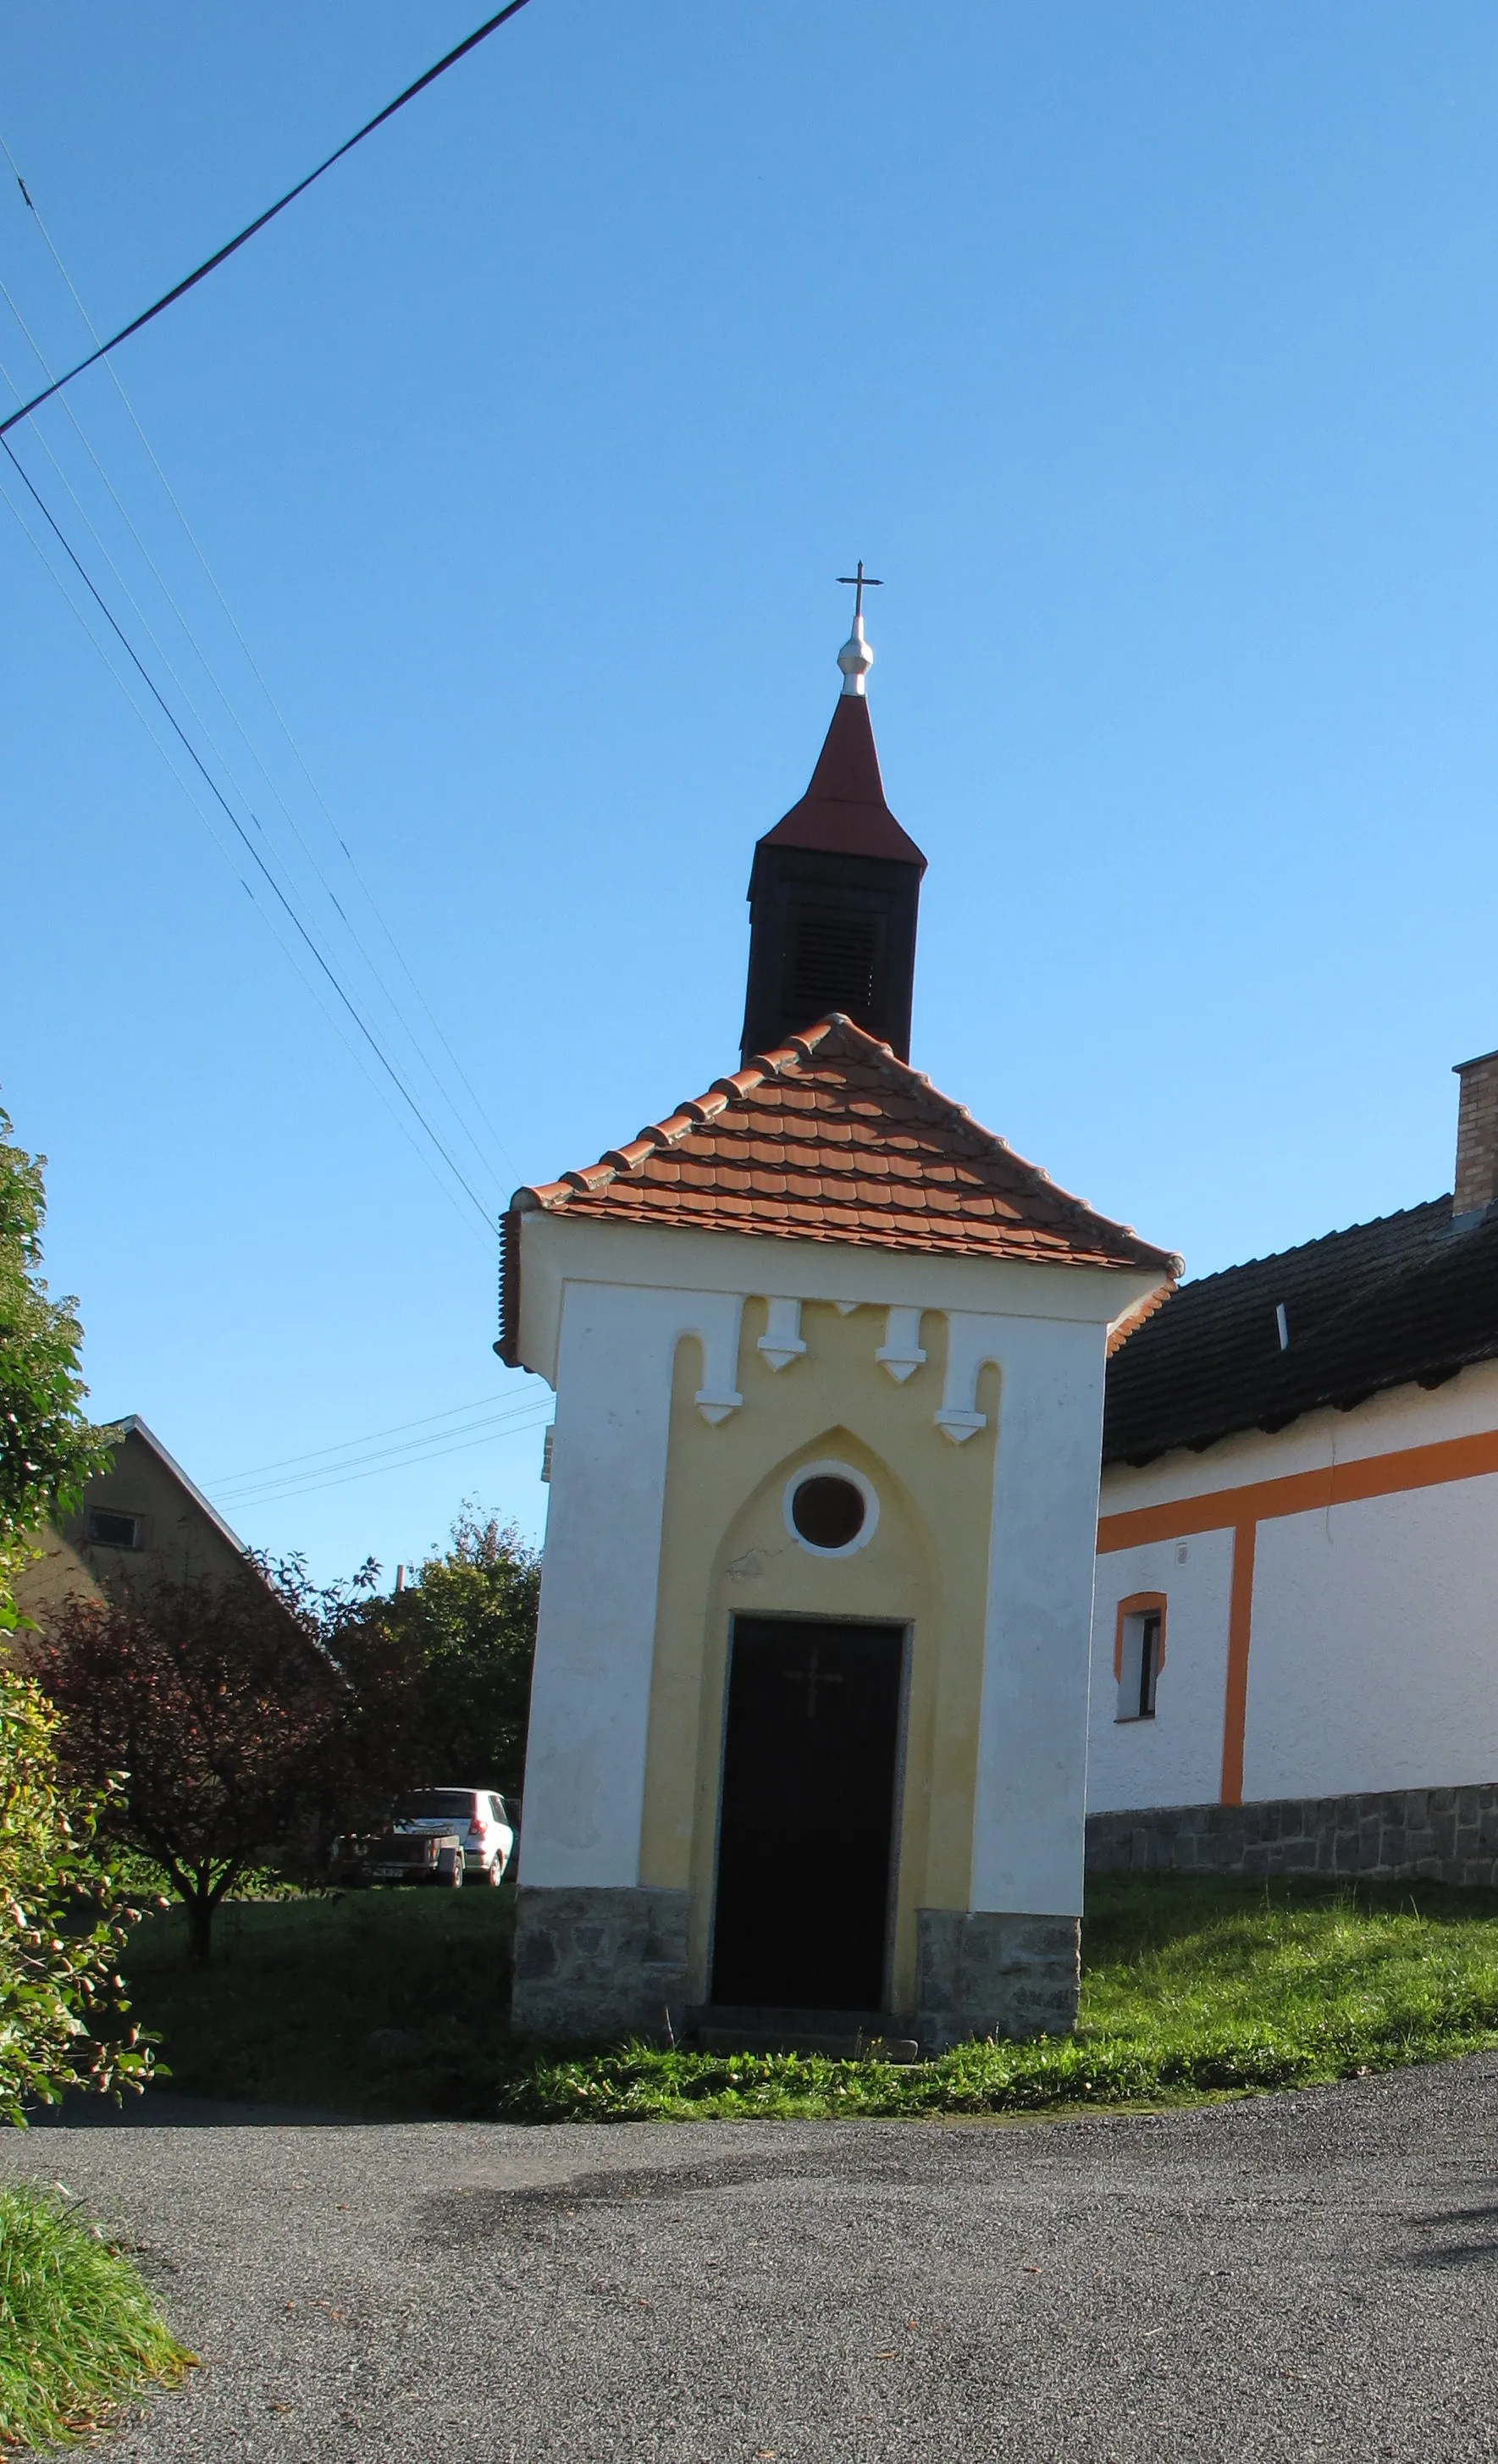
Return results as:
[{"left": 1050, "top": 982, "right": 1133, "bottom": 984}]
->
[{"left": 741, "top": 571, "right": 926, "bottom": 1063}]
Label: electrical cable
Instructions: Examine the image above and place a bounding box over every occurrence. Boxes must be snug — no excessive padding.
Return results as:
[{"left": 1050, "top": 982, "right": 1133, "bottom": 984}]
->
[
  {"left": 207, "top": 1388, "right": 549, "bottom": 1486},
  {"left": 0, "top": 323, "right": 335, "bottom": 930},
  {"left": 0, "top": 0, "right": 536, "bottom": 441},
  {"left": 214, "top": 1401, "right": 548, "bottom": 1494},
  {"left": 0, "top": 181, "right": 515, "bottom": 1203},
  {"left": 215, "top": 1406, "right": 554, "bottom": 1509},
  {"left": 0, "top": 436, "right": 499, "bottom": 1235},
  {"left": 215, "top": 1417, "right": 550, "bottom": 1505},
  {"left": 0, "top": 454, "right": 494, "bottom": 1249}
]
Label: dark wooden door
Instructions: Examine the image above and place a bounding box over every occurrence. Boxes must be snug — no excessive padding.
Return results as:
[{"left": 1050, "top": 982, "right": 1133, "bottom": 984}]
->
[{"left": 711, "top": 1618, "right": 904, "bottom": 2012}]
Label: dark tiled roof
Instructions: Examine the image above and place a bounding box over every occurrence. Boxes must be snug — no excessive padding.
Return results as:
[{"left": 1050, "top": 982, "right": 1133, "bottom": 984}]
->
[
  {"left": 758, "top": 695, "right": 926, "bottom": 869},
  {"left": 505, "top": 1015, "right": 1177, "bottom": 1322},
  {"left": 1103, "top": 1195, "right": 1498, "bottom": 1466}
]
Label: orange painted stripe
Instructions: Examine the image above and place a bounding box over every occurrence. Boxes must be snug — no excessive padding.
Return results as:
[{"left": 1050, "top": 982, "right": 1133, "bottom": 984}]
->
[
  {"left": 1097, "top": 1423, "right": 1498, "bottom": 1555},
  {"left": 1219, "top": 1522, "right": 1257, "bottom": 1806}
]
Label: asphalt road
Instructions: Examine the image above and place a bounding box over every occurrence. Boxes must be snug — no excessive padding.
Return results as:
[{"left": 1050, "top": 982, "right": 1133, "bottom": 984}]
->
[{"left": 6, "top": 2059, "right": 1498, "bottom": 2463}]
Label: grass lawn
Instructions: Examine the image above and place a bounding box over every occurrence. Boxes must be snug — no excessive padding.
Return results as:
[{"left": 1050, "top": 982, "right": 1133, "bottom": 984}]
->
[
  {"left": 119, "top": 1873, "right": 1498, "bottom": 2124},
  {"left": 124, "top": 1887, "right": 517, "bottom": 2116},
  {"left": 0, "top": 2184, "right": 193, "bottom": 2448}
]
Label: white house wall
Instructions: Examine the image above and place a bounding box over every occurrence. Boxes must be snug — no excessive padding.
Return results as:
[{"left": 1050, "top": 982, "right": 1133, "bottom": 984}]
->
[
  {"left": 1243, "top": 1476, "right": 1498, "bottom": 1801},
  {"left": 1090, "top": 1359, "right": 1498, "bottom": 1813},
  {"left": 1101, "top": 1357, "right": 1498, "bottom": 1522},
  {"left": 1086, "top": 1528, "right": 1235, "bottom": 1813}
]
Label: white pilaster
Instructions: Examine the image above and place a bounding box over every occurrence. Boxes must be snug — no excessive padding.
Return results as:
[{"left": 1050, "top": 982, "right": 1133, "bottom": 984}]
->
[
  {"left": 521, "top": 1283, "right": 728, "bottom": 1887},
  {"left": 969, "top": 1315, "right": 1106, "bottom": 1919}
]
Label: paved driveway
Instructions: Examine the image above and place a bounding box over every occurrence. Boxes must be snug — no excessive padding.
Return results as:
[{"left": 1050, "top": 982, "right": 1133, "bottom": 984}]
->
[{"left": 6, "top": 2058, "right": 1498, "bottom": 2462}]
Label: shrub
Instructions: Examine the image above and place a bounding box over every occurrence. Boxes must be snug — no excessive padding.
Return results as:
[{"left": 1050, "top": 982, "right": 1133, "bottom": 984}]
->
[
  {"left": 0, "top": 1668, "right": 152, "bottom": 2123},
  {"left": 0, "top": 1106, "right": 144, "bottom": 2120}
]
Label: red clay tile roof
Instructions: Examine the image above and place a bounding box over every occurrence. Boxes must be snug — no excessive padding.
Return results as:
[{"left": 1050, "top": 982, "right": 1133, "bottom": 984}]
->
[
  {"left": 759, "top": 695, "right": 926, "bottom": 869},
  {"left": 510, "top": 1015, "right": 1180, "bottom": 1278}
]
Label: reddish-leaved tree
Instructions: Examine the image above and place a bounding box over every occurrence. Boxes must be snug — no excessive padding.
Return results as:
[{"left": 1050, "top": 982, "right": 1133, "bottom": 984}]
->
[{"left": 31, "top": 1563, "right": 355, "bottom": 1962}]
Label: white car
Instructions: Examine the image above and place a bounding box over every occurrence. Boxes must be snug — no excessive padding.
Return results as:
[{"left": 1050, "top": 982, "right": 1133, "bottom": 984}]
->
[{"left": 395, "top": 1788, "right": 516, "bottom": 1886}]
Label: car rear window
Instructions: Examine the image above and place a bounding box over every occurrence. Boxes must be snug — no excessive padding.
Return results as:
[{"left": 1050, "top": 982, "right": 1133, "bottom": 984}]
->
[{"left": 401, "top": 1790, "right": 478, "bottom": 1821}]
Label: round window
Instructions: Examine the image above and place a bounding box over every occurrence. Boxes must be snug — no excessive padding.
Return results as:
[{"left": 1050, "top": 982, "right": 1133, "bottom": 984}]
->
[{"left": 790, "top": 1474, "right": 866, "bottom": 1552}]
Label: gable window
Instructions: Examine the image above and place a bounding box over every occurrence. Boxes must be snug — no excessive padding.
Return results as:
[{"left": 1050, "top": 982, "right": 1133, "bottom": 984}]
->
[
  {"left": 1114, "top": 1593, "right": 1166, "bottom": 1723},
  {"left": 86, "top": 1508, "right": 143, "bottom": 1551}
]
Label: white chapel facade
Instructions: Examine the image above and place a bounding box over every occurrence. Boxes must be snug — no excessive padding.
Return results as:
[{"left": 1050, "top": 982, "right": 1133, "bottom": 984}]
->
[{"left": 501, "top": 609, "right": 1177, "bottom": 2047}]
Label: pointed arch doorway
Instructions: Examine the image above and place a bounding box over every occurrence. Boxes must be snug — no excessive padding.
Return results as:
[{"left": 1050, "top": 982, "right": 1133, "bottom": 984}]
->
[{"left": 710, "top": 1616, "right": 906, "bottom": 2012}]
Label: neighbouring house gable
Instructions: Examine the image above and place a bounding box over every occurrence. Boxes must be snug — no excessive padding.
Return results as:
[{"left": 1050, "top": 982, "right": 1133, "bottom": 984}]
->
[{"left": 14, "top": 1416, "right": 257, "bottom": 1632}]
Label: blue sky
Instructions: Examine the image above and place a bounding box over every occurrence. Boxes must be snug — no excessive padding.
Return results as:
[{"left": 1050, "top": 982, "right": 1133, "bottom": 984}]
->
[{"left": 3, "top": 3, "right": 1497, "bottom": 1582}]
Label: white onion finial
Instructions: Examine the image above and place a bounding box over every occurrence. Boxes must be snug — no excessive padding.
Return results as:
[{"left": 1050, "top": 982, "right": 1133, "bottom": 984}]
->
[{"left": 835, "top": 559, "right": 882, "bottom": 697}]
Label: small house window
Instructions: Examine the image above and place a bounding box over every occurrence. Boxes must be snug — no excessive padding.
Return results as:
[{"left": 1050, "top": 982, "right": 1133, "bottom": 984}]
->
[
  {"left": 1114, "top": 1595, "right": 1165, "bottom": 1722},
  {"left": 86, "top": 1508, "right": 142, "bottom": 1551}
]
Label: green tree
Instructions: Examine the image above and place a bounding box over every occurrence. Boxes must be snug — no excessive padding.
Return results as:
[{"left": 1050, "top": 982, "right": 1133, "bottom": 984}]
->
[
  {"left": 0, "top": 1108, "right": 109, "bottom": 1627},
  {"left": 0, "top": 1659, "right": 153, "bottom": 2119},
  {"left": 34, "top": 1563, "right": 363, "bottom": 1964},
  {"left": 362, "top": 1511, "right": 540, "bottom": 1800},
  {"left": 0, "top": 1109, "right": 148, "bottom": 2109}
]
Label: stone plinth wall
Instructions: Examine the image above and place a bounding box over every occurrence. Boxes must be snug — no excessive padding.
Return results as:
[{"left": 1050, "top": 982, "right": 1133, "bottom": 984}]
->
[
  {"left": 511, "top": 1884, "right": 690, "bottom": 2042},
  {"left": 915, "top": 1910, "right": 1080, "bottom": 2052},
  {"left": 1086, "top": 1786, "right": 1498, "bottom": 1887}
]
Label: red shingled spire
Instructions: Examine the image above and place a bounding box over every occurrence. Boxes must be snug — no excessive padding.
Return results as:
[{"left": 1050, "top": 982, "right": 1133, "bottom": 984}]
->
[{"left": 760, "top": 693, "right": 926, "bottom": 871}]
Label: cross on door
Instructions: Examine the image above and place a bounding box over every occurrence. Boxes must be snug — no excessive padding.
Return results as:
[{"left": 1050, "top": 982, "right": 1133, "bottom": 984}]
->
[{"left": 784, "top": 1644, "right": 844, "bottom": 1719}]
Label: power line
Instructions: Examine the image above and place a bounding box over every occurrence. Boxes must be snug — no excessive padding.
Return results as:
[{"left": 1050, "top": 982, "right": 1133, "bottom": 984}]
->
[
  {"left": 0, "top": 438, "right": 499, "bottom": 1235},
  {"left": 217, "top": 1406, "right": 553, "bottom": 1509},
  {"left": 0, "top": 0, "right": 537, "bottom": 441},
  {"left": 207, "top": 1389, "right": 547, "bottom": 1486},
  {"left": 0, "top": 141, "right": 517, "bottom": 1204},
  {"left": 0, "top": 450, "right": 496, "bottom": 1250}
]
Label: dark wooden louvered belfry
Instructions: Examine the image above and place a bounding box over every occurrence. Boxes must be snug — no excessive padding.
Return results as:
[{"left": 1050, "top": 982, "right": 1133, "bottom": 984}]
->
[{"left": 740, "top": 675, "right": 927, "bottom": 1065}]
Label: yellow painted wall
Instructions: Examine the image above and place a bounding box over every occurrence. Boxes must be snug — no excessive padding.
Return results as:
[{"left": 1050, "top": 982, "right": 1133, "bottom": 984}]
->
[{"left": 638, "top": 1298, "right": 999, "bottom": 2012}]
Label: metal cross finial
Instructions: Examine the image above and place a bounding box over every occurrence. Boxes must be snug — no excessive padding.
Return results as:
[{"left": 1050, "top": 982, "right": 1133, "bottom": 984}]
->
[
  {"left": 837, "top": 560, "right": 883, "bottom": 622},
  {"left": 835, "top": 561, "right": 882, "bottom": 696}
]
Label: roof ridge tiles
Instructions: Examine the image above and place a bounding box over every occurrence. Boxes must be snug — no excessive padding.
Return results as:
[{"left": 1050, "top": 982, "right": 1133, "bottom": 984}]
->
[{"left": 1170, "top": 1195, "right": 1452, "bottom": 1291}]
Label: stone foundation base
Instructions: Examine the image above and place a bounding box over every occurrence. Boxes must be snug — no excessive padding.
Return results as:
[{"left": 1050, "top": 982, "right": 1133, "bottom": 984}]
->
[
  {"left": 510, "top": 1884, "right": 690, "bottom": 2043},
  {"left": 1086, "top": 1784, "right": 1498, "bottom": 1886},
  {"left": 915, "top": 1909, "right": 1080, "bottom": 2052}
]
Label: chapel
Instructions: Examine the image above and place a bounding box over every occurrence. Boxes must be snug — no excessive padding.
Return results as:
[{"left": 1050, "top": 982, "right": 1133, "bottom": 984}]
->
[{"left": 501, "top": 593, "right": 1178, "bottom": 2050}]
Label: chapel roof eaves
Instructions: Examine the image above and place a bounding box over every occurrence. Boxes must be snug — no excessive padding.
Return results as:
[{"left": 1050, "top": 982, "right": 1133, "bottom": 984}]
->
[{"left": 506, "top": 1015, "right": 1181, "bottom": 1273}]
